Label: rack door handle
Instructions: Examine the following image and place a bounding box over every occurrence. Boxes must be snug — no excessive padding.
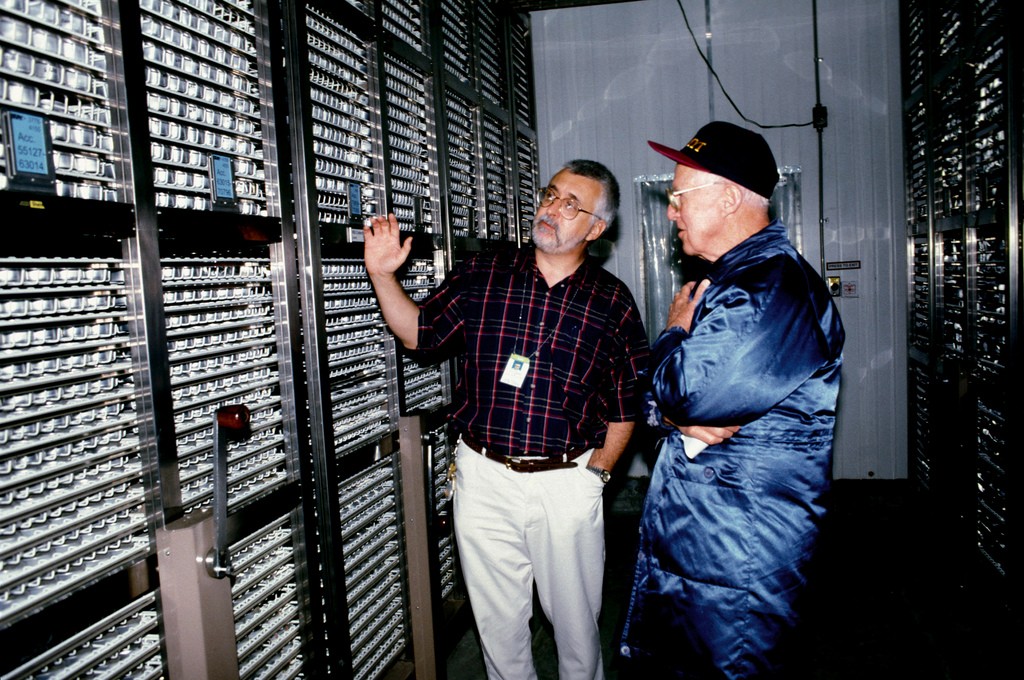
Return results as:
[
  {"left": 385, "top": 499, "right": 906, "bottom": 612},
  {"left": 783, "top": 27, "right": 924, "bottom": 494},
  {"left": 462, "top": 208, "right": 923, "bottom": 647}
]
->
[{"left": 205, "top": 404, "right": 251, "bottom": 579}]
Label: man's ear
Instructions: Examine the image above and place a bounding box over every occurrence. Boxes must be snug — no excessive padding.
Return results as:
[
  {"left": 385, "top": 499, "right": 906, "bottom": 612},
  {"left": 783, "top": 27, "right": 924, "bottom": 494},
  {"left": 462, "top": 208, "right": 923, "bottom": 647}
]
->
[
  {"left": 719, "top": 183, "right": 743, "bottom": 215},
  {"left": 585, "top": 219, "right": 608, "bottom": 242}
]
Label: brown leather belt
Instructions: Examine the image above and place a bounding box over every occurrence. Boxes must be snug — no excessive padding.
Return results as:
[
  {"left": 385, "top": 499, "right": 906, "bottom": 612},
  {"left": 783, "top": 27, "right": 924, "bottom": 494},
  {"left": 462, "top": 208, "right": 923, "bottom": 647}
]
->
[{"left": 460, "top": 435, "right": 586, "bottom": 473}]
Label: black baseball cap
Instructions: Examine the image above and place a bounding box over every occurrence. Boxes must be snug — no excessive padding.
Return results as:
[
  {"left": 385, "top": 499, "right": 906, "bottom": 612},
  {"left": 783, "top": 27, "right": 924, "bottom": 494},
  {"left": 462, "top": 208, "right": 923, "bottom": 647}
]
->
[{"left": 648, "top": 121, "right": 779, "bottom": 199}]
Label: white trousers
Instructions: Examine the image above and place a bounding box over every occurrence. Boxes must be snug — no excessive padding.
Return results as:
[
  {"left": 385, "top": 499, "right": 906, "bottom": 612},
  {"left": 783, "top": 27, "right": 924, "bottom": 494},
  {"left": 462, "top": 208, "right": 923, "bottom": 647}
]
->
[{"left": 453, "top": 439, "right": 607, "bottom": 680}]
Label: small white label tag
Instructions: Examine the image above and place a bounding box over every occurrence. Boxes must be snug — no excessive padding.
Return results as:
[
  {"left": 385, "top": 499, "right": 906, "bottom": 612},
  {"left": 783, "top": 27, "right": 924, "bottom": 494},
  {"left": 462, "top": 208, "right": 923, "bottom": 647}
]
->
[{"left": 500, "top": 353, "right": 530, "bottom": 388}]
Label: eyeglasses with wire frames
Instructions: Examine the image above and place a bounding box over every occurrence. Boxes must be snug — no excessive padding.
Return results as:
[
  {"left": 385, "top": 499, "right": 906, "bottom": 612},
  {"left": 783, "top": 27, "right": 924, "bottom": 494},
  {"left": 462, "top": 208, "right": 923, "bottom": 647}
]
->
[
  {"left": 536, "top": 186, "right": 602, "bottom": 221},
  {"left": 666, "top": 181, "right": 720, "bottom": 210}
]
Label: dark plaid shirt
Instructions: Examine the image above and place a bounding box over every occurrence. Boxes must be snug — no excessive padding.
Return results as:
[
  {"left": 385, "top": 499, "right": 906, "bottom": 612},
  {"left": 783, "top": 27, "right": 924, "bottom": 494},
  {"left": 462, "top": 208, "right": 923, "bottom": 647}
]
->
[{"left": 416, "top": 246, "right": 649, "bottom": 457}]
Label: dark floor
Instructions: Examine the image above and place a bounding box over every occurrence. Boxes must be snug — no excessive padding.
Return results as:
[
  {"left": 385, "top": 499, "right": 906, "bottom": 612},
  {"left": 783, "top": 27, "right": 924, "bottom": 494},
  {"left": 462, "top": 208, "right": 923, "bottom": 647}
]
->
[{"left": 445, "top": 478, "right": 1019, "bottom": 679}]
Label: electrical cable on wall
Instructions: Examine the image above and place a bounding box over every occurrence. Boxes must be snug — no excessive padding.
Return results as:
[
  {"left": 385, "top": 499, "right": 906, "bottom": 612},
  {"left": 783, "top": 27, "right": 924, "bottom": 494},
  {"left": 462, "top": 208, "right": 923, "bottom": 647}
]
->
[
  {"left": 676, "top": 0, "right": 829, "bottom": 273},
  {"left": 675, "top": 0, "right": 815, "bottom": 129}
]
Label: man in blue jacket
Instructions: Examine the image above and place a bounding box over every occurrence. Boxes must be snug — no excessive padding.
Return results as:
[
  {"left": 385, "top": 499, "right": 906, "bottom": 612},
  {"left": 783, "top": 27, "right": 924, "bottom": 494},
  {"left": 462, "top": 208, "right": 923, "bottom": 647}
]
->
[{"left": 619, "top": 121, "right": 845, "bottom": 678}]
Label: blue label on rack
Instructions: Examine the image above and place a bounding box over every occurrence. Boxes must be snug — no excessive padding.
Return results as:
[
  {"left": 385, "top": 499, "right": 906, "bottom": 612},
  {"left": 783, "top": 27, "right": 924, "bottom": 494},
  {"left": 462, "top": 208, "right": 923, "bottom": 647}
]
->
[
  {"left": 211, "top": 154, "right": 235, "bottom": 201},
  {"left": 349, "top": 183, "right": 361, "bottom": 215},
  {"left": 10, "top": 111, "right": 50, "bottom": 176}
]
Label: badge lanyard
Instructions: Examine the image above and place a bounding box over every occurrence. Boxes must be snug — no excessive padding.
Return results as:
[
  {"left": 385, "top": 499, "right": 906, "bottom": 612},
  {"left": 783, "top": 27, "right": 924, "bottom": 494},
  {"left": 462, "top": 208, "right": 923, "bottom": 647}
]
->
[{"left": 500, "top": 274, "right": 578, "bottom": 389}]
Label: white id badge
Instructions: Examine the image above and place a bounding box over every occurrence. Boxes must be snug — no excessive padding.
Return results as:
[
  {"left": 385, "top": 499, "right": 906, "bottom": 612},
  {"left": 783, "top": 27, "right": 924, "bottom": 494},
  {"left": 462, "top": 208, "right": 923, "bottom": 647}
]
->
[{"left": 500, "top": 353, "right": 530, "bottom": 388}]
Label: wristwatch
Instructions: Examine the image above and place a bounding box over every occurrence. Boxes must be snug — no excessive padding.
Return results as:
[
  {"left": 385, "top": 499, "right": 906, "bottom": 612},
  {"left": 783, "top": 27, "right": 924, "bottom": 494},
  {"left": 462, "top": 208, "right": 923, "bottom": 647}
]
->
[{"left": 586, "top": 465, "right": 611, "bottom": 484}]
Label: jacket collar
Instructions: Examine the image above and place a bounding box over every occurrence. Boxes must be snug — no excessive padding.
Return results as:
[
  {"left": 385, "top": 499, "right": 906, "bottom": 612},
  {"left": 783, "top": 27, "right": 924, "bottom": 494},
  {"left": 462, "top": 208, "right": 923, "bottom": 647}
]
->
[{"left": 708, "top": 220, "right": 789, "bottom": 282}]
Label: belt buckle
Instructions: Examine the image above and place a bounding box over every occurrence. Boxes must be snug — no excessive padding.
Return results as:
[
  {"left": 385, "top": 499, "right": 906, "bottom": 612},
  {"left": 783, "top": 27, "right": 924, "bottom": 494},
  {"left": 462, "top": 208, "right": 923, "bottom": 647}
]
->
[
  {"left": 505, "top": 456, "right": 574, "bottom": 473},
  {"left": 505, "top": 456, "right": 535, "bottom": 472}
]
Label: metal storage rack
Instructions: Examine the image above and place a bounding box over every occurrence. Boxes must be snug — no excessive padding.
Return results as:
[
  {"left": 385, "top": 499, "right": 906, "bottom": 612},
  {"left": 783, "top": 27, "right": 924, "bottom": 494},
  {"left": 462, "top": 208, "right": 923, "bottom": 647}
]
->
[
  {"left": 1, "top": 0, "right": 540, "bottom": 677},
  {"left": 398, "top": 253, "right": 446, "bottom": 413},
  {"left": 306, "top": 6, "right": 381, "bottom": 234},
  {"left": 139, "top": 0, "right": 272, "bottom": 217},
  {"left": 900, "top": 0, "right": 1019, "bottom": 609},
  {"left": 161, "top": 253, "right": 292, "bottom": 513},
  {"left": 0, "top": 251, "right": 149, "bottom": 625},
  {"left": 438, "top": 0, "right": 470, "bottom": 85},
  {"left": 382, "top": 51, "right": 438, "bottom": 235},
  {"left": 5, "top": 592, "right": 164, "bottom": 678},
  {"left": 443, "top": 89, "right": 477, "bottom": 239},
  {"left": 339, "top": 457, "right": 407, "bottom": 680},
  {"left": 425, "top": 421, "right": 456, "bottom": 604},
  {"left": 230, "top": 514, "right": 307, "bottom": 679},
  {"left": 475, "top": 0, "right": 505, "bottom": 109},
  {"left": 0, "top": 0, "right": 127, "bottom": 201},
  {"left": 321, "top": 257, "right": 393, "bottom": 457},
  {"left": 481, "top": 110, "right": 512, "bottom": 240}
]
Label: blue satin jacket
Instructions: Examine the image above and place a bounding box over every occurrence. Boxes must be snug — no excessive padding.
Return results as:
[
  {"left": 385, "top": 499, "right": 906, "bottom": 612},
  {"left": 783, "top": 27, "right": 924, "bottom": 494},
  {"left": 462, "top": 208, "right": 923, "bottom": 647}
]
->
[{"left": 619, "top": 221, "right": 845, "bottom": 678}]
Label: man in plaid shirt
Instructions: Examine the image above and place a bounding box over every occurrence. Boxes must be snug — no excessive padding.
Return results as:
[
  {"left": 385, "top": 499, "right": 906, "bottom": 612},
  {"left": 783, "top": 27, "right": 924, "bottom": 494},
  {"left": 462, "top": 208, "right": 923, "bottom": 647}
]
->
[{"left": 364, "top": 159, "right": 649, "bottom": 680}]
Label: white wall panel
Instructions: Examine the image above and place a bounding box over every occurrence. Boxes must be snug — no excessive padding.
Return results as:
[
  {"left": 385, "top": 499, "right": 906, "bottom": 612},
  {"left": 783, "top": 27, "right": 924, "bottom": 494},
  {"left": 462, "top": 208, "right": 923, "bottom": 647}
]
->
[{"left": 532, "top": 0, "right": 906, "bottom": 479}]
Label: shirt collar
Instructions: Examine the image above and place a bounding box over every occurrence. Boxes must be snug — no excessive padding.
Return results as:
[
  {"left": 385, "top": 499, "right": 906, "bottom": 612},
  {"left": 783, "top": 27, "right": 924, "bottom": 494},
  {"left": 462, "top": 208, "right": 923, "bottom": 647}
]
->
[{"left": 517, "top": 246, "right": 595, "bottom": 288}]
